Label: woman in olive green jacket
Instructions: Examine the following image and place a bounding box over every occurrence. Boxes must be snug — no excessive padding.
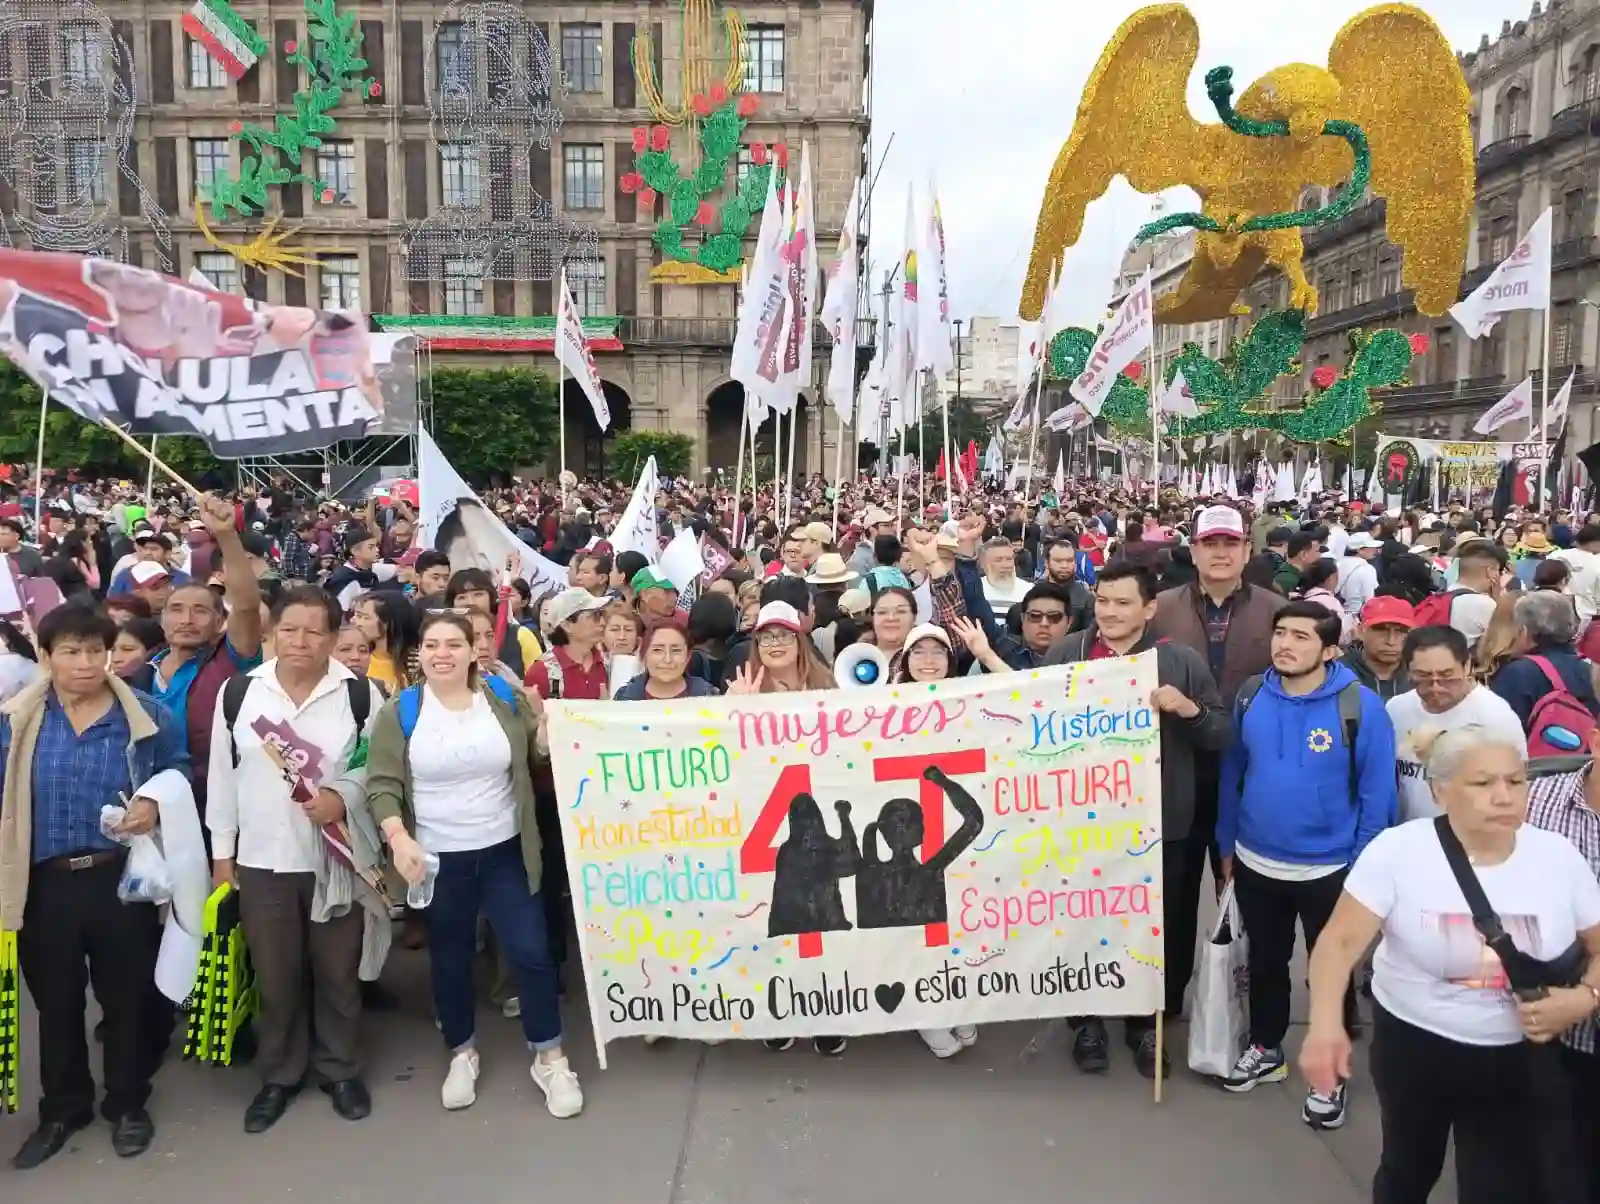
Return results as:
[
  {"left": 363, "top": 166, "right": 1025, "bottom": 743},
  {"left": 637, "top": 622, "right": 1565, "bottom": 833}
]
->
[{"left": 365, "top": 611, "right": 581, "bottom": 1119}]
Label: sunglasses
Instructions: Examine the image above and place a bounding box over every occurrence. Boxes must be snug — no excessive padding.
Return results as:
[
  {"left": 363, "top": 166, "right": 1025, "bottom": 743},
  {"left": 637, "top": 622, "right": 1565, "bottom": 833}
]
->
[{"left": 1023, "top": 609, "right": 1068, "bottom": 624}]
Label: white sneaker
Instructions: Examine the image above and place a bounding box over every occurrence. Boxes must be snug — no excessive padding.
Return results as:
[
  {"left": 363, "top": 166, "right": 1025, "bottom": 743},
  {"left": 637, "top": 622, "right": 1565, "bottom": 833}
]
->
[
  {"left": 530, "top": 1055, "right": 584, "bottom": 1118},
  {"left": 442, "top": 1048, "right": 479, "bottom": 1110},
  {"left": 952, "top": 1025, "right": 978, "bottom": 1047},
  {"left": 919, "top": 1028, "right": 964, "bottom": 1059},
  {"left": 501, "top": 996, "right": 521, "bottom": 1019}
]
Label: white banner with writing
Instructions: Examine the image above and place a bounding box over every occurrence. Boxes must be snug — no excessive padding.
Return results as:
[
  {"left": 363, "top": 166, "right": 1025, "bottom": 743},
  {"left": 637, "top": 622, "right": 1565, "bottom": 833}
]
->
[{"left": 550, "top": 655, "right": 1165, "bottom": 1063}]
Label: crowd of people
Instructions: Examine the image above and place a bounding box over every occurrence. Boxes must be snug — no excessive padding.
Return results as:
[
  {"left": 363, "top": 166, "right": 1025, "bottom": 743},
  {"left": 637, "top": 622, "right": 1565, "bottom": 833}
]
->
[{"left": 3, "top": 467, "right": 1600, "bottom": 1204}]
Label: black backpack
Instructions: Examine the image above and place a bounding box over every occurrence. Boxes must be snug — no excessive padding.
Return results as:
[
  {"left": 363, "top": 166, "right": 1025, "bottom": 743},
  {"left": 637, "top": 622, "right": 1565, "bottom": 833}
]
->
[{"left": 220, "top": 674, "right": 372, "bottom": 767}]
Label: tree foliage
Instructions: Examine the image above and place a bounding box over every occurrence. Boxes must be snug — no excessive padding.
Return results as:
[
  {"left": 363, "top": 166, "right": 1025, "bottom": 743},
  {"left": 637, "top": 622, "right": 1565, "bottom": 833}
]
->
[
  {"left": 428, "top": 366, "right": 559, "bottom": 484},
  {"left": 0, "top": 361, "right": 223, "bottom": 483},
  {"left": 888, "top": 395, "right": 990, "bottom": 469},
  {"left": 612, "top": 429, "right": 694, "bottom": 479}
]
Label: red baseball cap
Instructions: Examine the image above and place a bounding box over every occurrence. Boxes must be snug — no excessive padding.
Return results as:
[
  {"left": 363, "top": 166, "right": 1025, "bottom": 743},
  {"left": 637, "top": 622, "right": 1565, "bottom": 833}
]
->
[{"left": 1361, "top": 596, "right": 1417, "bottom": 629}]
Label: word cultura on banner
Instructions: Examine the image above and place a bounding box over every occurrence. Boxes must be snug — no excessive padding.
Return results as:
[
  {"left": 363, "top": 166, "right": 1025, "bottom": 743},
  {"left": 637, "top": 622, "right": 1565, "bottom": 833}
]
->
[{"left": 549, "top": 655, "right": 1165, "bottom": 1063}]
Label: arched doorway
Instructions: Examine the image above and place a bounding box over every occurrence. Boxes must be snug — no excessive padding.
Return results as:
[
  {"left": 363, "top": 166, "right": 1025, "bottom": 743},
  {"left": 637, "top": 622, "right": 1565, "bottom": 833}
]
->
[
  {"left": 561, "top": 378, "right": 632, "bottom": 478},
  {"left": 705, "top": 380, "right": 745, "bottom": 474}
]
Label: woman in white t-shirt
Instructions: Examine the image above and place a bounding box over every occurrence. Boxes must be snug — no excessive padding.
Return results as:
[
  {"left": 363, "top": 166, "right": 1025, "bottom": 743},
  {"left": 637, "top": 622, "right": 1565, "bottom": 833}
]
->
[
  {"left": 367, "top": 611, "right": 583, "bottom": 1120},
  {"left": 1301, "top": 725, "right": 1600, "bottom": 1204}
]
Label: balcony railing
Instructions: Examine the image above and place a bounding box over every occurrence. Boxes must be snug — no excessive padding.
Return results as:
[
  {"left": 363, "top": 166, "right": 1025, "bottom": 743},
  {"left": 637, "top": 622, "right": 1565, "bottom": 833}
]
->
[
  {"left": 1304, "top": 289, "right": 1411, "bottom": 339},
  {"left": 1547, "top": 98, "right": 1600, "bottom": 144},
  {"left": 1555, "top": 236, "right": 1597, "bottom": 270},
  {"left": 1302, "top": 198, "right": 1386, "bottom": 253},
  {"left": 618, "top": 315, "right": 878, "bottom": 349},
  {"left": 1477, "top": 132, "right": 1532, "bottom": 173}
]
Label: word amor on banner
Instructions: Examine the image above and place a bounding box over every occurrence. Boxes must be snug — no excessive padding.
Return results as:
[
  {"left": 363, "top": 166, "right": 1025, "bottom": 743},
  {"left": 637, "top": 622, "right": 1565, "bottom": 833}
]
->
[{"left": 548, "top": 657, "right": 1166, "bottom": 1063}]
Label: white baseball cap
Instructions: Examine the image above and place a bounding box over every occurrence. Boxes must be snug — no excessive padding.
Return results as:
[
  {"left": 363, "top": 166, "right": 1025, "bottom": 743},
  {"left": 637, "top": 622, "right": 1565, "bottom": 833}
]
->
[
  {"left": 753, "top": 601, "right": 805, "bottom": 633},
  {"left": 545, "top": 587, "right": 612, "bottom": 629},
  {"left": 1193, "top": 505, "right": 1246, "bottom": 541},
  {"left": 1345, "top": 532, "right": 1381, "bottom": 552}
]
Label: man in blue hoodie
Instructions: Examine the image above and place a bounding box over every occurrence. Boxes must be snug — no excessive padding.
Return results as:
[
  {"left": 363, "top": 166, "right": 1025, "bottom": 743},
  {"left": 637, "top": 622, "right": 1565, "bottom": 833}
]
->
[{"left": 1216, "top": 600, "right": 1398, "bottom": 1130}]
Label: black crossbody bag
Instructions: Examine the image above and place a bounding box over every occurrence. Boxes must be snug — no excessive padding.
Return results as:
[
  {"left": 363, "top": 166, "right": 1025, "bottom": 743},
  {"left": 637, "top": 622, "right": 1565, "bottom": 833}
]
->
[{"left": 1433, "top": 815, "right": 1587, "bottom": 1001}]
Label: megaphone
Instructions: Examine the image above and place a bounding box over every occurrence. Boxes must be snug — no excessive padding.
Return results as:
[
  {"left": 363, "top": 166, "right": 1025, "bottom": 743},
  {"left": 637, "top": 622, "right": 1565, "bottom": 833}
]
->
[{"left": 834, "top": 642, "right": 890, "bottom": 689}]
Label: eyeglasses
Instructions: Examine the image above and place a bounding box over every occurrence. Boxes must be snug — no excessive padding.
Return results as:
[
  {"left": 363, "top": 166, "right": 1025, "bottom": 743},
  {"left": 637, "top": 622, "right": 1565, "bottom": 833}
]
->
[
  {"left": 1411, "top": 671, "right": 1468, "bottom": 685},
  {"left": 425, "top": 607, "right": 471, "bottom": 616},
  {"left": 1024, "top": 609, "right": 1069, "bottom": 624},
  {"left": 757, "top": 629, "right": 797, "bottom": 647},
  {"left": 875, "top": 608, "right": 914, "bottom": 621}
]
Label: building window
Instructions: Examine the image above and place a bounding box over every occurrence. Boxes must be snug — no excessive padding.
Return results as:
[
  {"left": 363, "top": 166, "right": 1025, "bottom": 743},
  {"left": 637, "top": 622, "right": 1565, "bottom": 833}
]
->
[
  {"left": 1475, "top": 329, "right": 1505, "bottom": 377},
  {"left": 1348, "top": 266, "right": 1366, "bottom": 307},
  {"left": 1489, "top": 215, "right": 1514, "bottom": 261},
  {"left": 1494, "top": 85, "right": 1528, "bottom": 140},
  {"left": 443, "top": 257, "right": 484, "bottom": 315},
  {"left": 1563, "top": 187, "right": 1591, "bottom": 242},
  {"left": 188, "top": 35, "right": 228, "bottom": 88},
  {"left": 1580, "top": 46, "right": 1600, "bottom": 103},
  {"left": 315, "top": 141, "right": 357, "bottom": 204},
  {"left": 437, "top": 21, "right": 470, "bottom": 87},
  {"left": 440, "top": 144, "right": 479, "bottom": 207},
  {"left": 563, "top": 143, "right": 604, "bottom": 210},
  {"left": 67, "top": 140, "right": 106, "bottom": 204},
  {"left": 195, "top": 252, "right": 241, "bottom": 295},
  {"left": 319, "top": 256, "right": 361, "bottom": 310},
  {"left": 567, "top": 258, "right": 605, "bottom": 316},
  {"left": 1378, "top": 257, "right": 1400, "bottom": 296},
  {"left": 561, "top": 23, "right": 602, "bottom": 93},
  {"left": 62, "top": 22, "right": 102, "bottom": 88},
  {"left": 743, "top": 25, "right": 784, "bottom": 94},
  {"left": 735, "top": 145, "right": 756, "bottom": 185},
  {"left": 191, "top": 138, "right": 230, "bottom": 201}
]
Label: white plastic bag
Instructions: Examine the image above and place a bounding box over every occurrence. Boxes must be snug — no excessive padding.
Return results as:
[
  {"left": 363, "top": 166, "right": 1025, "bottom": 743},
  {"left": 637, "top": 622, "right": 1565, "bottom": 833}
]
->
[
  {"left": 1187, "top": 878, "right": 1250, "bottom": 1078},
  {"left": 99, "top": 804, "right": 174, "bottom": 906}
]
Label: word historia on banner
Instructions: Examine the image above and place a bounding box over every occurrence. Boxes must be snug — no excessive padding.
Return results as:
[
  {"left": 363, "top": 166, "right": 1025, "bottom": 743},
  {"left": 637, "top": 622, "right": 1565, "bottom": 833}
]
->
[{"left": 549, "top": 654, "right": 1165, "bottom": 1063}]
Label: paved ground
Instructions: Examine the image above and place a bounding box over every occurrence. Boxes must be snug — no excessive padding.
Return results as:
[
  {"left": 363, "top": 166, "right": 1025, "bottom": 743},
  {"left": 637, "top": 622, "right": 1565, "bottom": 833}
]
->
[{"left": 0, "top": 946, "right": 1454, "bottom": 1203}]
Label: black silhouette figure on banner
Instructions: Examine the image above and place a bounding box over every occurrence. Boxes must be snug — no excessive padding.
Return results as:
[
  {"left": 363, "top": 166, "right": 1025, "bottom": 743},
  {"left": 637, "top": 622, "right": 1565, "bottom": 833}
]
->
[
  {"left": 768, "top": 795, "right": 861, "bottom": 938},
  {"left": 856, "top": 766, "right": 985, "bottom": 930}
]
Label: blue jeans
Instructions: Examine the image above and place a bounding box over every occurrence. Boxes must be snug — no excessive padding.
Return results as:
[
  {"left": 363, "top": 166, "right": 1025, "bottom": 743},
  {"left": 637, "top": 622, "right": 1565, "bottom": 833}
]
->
[{"left": 424, "top": 838, "right": 564, "bottom": 1053}]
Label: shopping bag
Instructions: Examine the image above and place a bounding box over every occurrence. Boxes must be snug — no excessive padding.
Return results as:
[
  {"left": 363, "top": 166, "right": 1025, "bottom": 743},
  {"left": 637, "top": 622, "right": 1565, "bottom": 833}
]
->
[{"left": 1187, "top": 878, "right": 1249, "bottom": 1078}]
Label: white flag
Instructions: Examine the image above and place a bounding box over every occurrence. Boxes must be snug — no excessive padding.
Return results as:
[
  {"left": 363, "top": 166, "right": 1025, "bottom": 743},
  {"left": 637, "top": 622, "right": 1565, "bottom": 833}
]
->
[
  {"left": 1071, "top": 268, "right": 1153, "bottom": 415},
  {"left": 771, "top": 142, "right": 819, "bottom": 415},
  {"left": 731, "top": 166, "right": 785, "bottom": 425},
  {"left": 1473, "top": 375, "right": 1534, "bottom": 434},
  {"left": 610, "top": 455, "right": 661, "bottom": 563},
  {"left": 1299, "top": 459, "right": 1323, "bottom": 504},
  {"left": 1367, "top": 454, "right": 1387, "bottom": 505},
  {"left": 1272, "top": 460, "right": 1297, "bottom": 503},
  {"left": 1451, "top": 208, "right": 1552, "bottom": 338},
  {"left": 1002, "top": 389, "right": 1032, "bottom": 431},
  {"left": 417, "top": 430, "right": 569, "bottom": 596},
  {"left": 1046, "top": 401, "right": 1092, "bottom": 433},
  {"left": 892, "top": 183, "right": 922, "bottom": 417},
  {"left": 982, "top": 435, "right": 1004, "bottom": 477},
  {"left": 1343, "top": 460, "right": 1353, "bottom": 498},
  {"left": 920, "top": 178, "right": 954, "bottom": 377},
  {"left": 821, "top": 177, "right": 862, "bottom": 428},
  {"left": 1253, "top": 463, "right": 1271, "bottom": 510},
  {"left": 1158, "top": 368, "right": 1199, "bottom": 418},
  {"left": 1053, "top": 452, "right": 1066, "bottom": 495},
  {"left": 556, "top": 267, "right": 610, "bottom": 431},
  {"left": 1545, "top": 368, "right": 1576, "bottom": 434}
]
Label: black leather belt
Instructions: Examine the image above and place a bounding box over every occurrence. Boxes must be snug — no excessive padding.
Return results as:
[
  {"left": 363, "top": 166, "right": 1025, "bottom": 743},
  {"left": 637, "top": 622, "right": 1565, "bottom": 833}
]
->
[{"left": 38, "top": 850, "right": 122, "bottom": 872}]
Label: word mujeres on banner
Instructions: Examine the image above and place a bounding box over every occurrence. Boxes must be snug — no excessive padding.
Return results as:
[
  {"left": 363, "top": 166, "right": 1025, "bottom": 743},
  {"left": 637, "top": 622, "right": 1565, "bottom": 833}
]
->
[
  {"left": 0, "top": 249, "right": 390, "bottom": 459},
  {"left": 548, "top": 655, "right": 1165, "bottom": 1064}
]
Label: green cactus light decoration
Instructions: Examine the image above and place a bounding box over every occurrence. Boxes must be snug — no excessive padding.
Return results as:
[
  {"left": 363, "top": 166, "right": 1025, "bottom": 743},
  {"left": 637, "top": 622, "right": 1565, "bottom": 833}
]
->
[
  {"left": 1048, "top": 312, "right": 1427, "bottom": 442},
  {"left": 206, "top": 0, "right": 378, "bottom": 219}
]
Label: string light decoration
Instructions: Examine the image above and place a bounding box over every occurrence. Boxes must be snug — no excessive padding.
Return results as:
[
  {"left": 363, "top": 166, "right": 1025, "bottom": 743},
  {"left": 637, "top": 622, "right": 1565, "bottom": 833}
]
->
[
  {"left": 401, "top": 2, "right": 598, "bottom": 286},
  {"left": 1047, "top": 311, "right": 1417, "bottom": 442},
  {"left": 195, "top": 205, "right": 330, "bottom": 277},
  {"left": 0, "top": 0, "right": 172, "bottom": 271},
  {"left": 206, "top": 0, "right": 377, "bottom": 219},
  {"left": 182, "top": 0, "right": 266, "bottom": 81},
  {"left": 1018, "top": 3, "right": 1474, "bottom": 325},
  {"left": 633, "top": 0, "right": 746, "bottom": 127}
]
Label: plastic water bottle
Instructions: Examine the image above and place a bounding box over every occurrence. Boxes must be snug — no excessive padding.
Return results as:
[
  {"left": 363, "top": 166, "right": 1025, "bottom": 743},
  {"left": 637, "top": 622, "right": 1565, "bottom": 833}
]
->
[{"left": 406, "top": 851, "right": 441, "bottom": 909}]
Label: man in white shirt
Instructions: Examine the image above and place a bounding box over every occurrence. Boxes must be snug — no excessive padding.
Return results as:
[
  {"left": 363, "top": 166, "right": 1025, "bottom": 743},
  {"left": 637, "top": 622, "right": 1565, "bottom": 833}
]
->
[
  {"left": 207, "top": 586, "right": 387, "bottom": 1136},
  {"left": 1553, "top": 523, "right": 1600, "bottom": 631},
  {"left": 1446, "top": 538, "right": 1505, "bottom": 644},
  {"left": 1336, "top": 532, "right": 1381, "bottom": 617},
  {"left": 980, "top": 537, "right": 1032, "bottom": 615},
  {"left": 1387, "top": 625, "right": 1525, "bottom": 822},
  {"left": 1323, "top": 511, "right": 1349, "bottom": 560}
]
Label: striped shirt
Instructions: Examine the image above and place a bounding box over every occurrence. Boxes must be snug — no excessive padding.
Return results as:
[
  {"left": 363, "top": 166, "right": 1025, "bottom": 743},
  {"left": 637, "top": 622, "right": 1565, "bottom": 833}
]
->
[{"left": 1526, "top": 767, "right": 1600, "bottom": 1054}]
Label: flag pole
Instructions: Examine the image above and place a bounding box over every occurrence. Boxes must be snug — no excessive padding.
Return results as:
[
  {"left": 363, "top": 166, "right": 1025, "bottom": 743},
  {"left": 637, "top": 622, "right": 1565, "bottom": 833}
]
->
[
  {"left": 784, "top": 405, "right": 799, "bottom": 528},
  {"left": 941, "top": 381, "right": 953, "bottom": 520},
  {"left": 1539, "top": 304, "right": 1551, "bottom": 512},
  {"left": 145, "top": 435, "right": 158, "bottom": 505},
  {"left": 31, "top": 386, "right": 47, "bottom": 530},
  {"left": 916, "top": 369, "right": 926, "bottom": 514},
  {"left": 732, "top": 399, "right": 749, "bottom": 545},
  {"left": 830, "top": 410, "right": 845, "bottom": 539},
  {"left": 1149, "top": 337, "right": 1160, "bottom": 504},
  {"left": 557, "top": 349, "right": 567, "bottom": 507},
  {"left": 97, "top": 419, "right": 202, "bottom": 496},
  {"left": 772, "top": 409, "right": 783, "bottom": 529},
  {"left": 1023, "top": 359, "right": 1044, "bottom": 502}
]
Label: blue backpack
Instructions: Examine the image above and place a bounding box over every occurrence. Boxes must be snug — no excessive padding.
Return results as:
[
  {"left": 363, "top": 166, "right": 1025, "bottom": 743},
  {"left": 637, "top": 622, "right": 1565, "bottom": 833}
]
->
[{"left": 396, "top": 676, "right": 518, "bottom": 739}]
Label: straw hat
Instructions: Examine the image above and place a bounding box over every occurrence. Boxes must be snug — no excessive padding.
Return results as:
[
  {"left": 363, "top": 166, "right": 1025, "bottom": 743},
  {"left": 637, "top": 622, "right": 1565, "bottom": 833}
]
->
[{"left": 806, "top": 552, "right": 858, "bottom": 586}]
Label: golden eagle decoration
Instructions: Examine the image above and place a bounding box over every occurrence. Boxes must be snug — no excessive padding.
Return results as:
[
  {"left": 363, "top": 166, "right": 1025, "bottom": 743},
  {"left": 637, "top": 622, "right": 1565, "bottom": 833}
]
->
[{"left": 1019, "top": 3, "right": 1475, "bottom": 325}]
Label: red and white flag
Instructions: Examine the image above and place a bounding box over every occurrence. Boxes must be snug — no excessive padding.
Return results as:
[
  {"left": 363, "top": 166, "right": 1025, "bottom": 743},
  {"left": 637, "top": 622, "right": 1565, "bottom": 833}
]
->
[
  {"left": 1472, "top": 375, "right": 1533, "bottom": 435},
  {"left": 1071, "top": 269, "right": 1153, "bottom": 416},
  {"left": 557, "top": 266, "right": 610, "bottom": 431},
  {"left": 1451, "top": 208, "right": 1551, "bottom": 339}
]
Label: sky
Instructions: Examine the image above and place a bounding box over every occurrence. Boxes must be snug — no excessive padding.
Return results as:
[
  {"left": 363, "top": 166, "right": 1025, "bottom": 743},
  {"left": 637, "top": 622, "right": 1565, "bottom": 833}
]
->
[{"left": 864, "top": 0, "right": 1516, "bottom": 338}]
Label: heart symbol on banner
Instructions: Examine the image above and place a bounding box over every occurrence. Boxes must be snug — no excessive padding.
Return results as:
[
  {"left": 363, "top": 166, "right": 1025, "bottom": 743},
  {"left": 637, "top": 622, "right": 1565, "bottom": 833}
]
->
[{"left": 874, "top": 983, "right": 906, "bottom": 1014}]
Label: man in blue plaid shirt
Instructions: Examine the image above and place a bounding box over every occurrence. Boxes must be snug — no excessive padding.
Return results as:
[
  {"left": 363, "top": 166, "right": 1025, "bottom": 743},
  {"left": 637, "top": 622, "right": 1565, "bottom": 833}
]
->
[{"left": 0, "top": 607, "right": 188, "bottom": 1170}]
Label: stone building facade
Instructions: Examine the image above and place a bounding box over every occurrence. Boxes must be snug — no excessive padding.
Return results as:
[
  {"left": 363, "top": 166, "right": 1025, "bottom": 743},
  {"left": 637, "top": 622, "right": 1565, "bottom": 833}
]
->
[{"left": 0, "top": 0, "right": 873, "bottom": 477}]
